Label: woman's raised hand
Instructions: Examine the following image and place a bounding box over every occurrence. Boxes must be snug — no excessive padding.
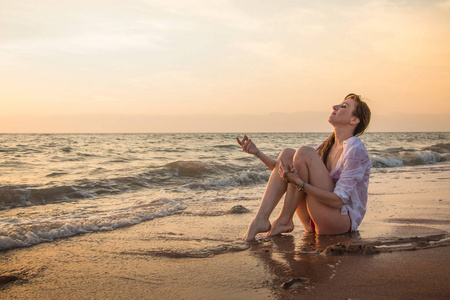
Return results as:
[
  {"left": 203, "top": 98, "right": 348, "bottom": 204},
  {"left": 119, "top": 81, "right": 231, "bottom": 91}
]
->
[{"left": 236, "top": 135, "right": 259, "bottom": 156}]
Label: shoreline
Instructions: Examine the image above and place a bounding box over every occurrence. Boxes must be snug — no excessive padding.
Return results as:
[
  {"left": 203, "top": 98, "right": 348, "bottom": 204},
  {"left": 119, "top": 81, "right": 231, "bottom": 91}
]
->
[
  {"left": 1, "top": 193, "right": 450, "bottom": 299},
  {"left": 1, "top": 225, "right": 449, "bottom": 299},
  {"left": 1, "top": 163, "right": 450, "bottom": 299}
]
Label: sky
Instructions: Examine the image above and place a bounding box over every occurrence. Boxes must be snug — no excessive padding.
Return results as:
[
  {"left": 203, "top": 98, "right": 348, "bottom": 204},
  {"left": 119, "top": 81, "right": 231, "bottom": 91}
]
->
[{"left": 1, "top": 0, "right": 450, "bottom": 132}]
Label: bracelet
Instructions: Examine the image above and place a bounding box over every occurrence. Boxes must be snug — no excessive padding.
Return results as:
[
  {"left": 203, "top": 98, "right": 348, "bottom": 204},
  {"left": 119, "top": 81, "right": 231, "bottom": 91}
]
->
[
  {"left": 297, "top": 181, "right": 306, "bottom": 192},
  {"left": 254, "top": 150, "right": 261, "bottom": 157}
]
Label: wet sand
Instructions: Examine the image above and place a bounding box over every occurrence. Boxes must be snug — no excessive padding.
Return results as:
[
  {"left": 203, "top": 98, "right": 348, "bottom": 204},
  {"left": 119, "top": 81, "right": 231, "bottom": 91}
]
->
[{"left": 1, "top": 174, "right": 450, "bottom": 299}]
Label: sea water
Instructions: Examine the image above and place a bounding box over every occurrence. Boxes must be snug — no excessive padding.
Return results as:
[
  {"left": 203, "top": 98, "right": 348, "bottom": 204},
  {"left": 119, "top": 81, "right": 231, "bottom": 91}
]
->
[{"left": 0, "top": 132, "right": 449, "bottom": 251}]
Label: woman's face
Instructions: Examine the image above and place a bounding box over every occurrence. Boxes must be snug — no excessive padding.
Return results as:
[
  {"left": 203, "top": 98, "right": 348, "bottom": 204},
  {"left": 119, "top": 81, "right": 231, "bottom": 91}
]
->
[{"left": 328, "top": 97, "right": 359, "bottom": 126}]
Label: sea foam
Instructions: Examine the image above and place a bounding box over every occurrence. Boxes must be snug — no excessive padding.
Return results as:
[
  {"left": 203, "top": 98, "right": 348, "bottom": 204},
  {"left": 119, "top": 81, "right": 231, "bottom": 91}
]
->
[{"left": 0, "top": 197, "right": 186, "bottom": 251}]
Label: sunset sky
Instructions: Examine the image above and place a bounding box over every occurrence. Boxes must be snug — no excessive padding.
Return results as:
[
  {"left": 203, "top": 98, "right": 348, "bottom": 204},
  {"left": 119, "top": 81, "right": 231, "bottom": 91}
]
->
[{"left": 1, "top": 0, "right": 449, "bottom": 132}]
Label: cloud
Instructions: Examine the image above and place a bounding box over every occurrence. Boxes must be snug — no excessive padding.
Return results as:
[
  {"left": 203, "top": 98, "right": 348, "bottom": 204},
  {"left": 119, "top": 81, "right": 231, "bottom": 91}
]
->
[
  {"left": 437, "top": 0, "right": 450, "bottom": 8},
  {"left": 1, "top": 33, "right": 166, "bottom": 56},
  {"left": 141, "top": 0, "right": 264, "bottom": 31},
  {"left": 0, "top": 0, "right": 449, "bottom": 118}
]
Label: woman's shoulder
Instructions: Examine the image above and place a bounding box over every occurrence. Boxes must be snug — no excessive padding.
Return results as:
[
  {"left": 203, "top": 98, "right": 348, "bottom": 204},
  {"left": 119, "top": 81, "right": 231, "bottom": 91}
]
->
[
  {"left": 343, "top": 136, "right": 369, "bottom": 158},
  {"left": 344, "top": 136, "right": 365, "bottom": 147}
]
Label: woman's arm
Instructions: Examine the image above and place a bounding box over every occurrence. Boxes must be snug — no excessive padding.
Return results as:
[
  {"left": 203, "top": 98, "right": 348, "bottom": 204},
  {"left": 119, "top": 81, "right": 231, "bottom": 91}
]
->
[
  {"left": 236, "top": 135, "right": 277, "bottom": 171},
  {"left": 255, "top": 151, "right": 277, "bottom": 171},
  {"left": 279, "top": 163, "right": 343, "bottom": 209},
  {"left": 298, "top": 180, "right": 343, "bottom": 209}
]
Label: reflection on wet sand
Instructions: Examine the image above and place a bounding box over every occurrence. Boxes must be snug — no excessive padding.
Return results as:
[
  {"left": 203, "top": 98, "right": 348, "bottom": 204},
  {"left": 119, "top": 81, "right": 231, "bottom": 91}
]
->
[
  {"left": 249, "top": 231, "right": 364, "bottom": 298},
  {"left": 249, "top": 226, "right": 450, "bottom": 299}
]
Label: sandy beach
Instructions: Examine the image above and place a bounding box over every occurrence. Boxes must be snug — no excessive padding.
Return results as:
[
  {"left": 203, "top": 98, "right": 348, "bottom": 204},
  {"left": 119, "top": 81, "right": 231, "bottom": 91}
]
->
[
  {"left": 2, "top": 165, "right": 450, "bottom": 300},
  {"left": 1, "top": 219, "right": 449, "bottom": 300},
  {"left": 1, "top": 214, "right": 449, "bottom": 300}
]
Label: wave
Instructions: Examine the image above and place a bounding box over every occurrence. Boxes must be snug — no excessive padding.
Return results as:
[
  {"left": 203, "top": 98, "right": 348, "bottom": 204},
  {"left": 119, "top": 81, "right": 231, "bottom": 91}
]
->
[
  {"left": 0, "top": 161, "right": 245, "bottom": 209},
  {"left": 422, "top": 143, "right": 450, "bottom": 153},
  {"left": 2, "top": 141, "right": 447, "bottom": 210},
  {"left": 186, "top": 169, "right": 270, "bottom": 190},
  {"left": 61, "top": 146, "right": 73, "bottom": 153},
  {"left": 0, "top": 185, "right": 88, "bottom": 210},
  {"left": 164, "top": 161, "right": 217, "bottom": 177},
  {"left": 371, "top": 143, "right": 449, "bottom": 168},
  {"left": 213, "top": 144, "right": 237, "bottom": 149},
  {"left": 0, "top": 148, "right": 18, "bottom": 153},
  {"left": 45, "top": 172, "right": 69, "bottom": 177},
  {"left": 0, "top": 178, "right": 154, "bottom": 210},
  {"left": 162, "top": 160, "right": 237, "bottom": 177},
  {"left": 0, "top": 198, "right": 186, "bottom": 251}
]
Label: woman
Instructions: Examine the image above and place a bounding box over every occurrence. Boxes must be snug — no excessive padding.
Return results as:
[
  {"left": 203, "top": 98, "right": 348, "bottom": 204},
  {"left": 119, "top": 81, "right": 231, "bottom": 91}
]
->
[{"left": 236, "top": 93, "right": 371, "bottom": 241}]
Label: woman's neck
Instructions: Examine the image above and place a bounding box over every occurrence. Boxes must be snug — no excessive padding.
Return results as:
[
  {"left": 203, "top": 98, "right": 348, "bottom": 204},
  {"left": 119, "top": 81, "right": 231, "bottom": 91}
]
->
[{"left": 334, "top": 128, "right": 354, "bottom": 147}]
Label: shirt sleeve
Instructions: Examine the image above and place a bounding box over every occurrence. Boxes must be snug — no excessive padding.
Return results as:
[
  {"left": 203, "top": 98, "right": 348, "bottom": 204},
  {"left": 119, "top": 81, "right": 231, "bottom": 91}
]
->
[{"left": 333, "top": 144, "right": 368, "bottom": 204}]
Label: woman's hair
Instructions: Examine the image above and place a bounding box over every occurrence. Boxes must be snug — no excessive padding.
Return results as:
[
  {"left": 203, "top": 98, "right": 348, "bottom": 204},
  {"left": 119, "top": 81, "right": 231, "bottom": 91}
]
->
[{"left": 317, "top": 93, "right": 371, "bottom": 167}]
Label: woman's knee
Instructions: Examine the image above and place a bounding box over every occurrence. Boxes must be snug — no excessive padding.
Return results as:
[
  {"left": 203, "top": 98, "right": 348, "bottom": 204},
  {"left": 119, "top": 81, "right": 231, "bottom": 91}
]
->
[
  {"left": 277, "top": 148, "right": 295, "bottom": 164},
  {"left": 293, "top": 146, "right": 316, "bottom": 164}
]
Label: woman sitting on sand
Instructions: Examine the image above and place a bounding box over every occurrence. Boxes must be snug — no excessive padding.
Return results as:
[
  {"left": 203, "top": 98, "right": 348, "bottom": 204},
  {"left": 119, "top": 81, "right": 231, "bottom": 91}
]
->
[{"left": 236, "top": 93, "right": 371, "bottom": 241}]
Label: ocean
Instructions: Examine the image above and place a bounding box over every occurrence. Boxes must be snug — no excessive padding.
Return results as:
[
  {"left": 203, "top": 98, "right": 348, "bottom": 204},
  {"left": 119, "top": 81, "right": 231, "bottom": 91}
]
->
[{"left": 1, "top": 132, "right": 449, "bottom": 252}]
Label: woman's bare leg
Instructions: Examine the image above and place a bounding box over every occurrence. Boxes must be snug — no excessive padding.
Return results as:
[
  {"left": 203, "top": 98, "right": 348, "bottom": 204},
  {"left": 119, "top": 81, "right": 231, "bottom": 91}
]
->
[
  {"left": 296, "top": 195, "right": 314, "bottom": 232},
  {"left": 268, "top": 146, "right": 350, "bottom": 237},
  {"left": 243, "top": 149, "right": 295, "bottom": 241},
  {"left": 268, "top": 189, "right": 316, "bottom": 236},
  {"left": 267, "top": 152, "right": 312, "bottom": 236},
  {"left": 265, "top": 184, "right": 303, "bottom": 236},
  {"left": 293, "top": 146, "right": 351, "bottom": 235}
]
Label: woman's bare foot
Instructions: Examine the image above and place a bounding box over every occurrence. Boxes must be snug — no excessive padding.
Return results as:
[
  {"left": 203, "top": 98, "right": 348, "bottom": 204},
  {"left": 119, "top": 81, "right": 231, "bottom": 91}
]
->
[
  {"left": 242, "top": 218, "right": 271, "bottom": 241},
  {"left": 265, "top": 218, "right": 294, "bottom": 237}
]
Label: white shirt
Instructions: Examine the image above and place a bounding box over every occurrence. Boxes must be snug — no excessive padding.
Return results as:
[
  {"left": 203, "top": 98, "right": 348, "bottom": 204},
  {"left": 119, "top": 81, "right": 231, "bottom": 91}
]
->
[{"left": 317, "top": 136, "right": 371, "bottom": 231}]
